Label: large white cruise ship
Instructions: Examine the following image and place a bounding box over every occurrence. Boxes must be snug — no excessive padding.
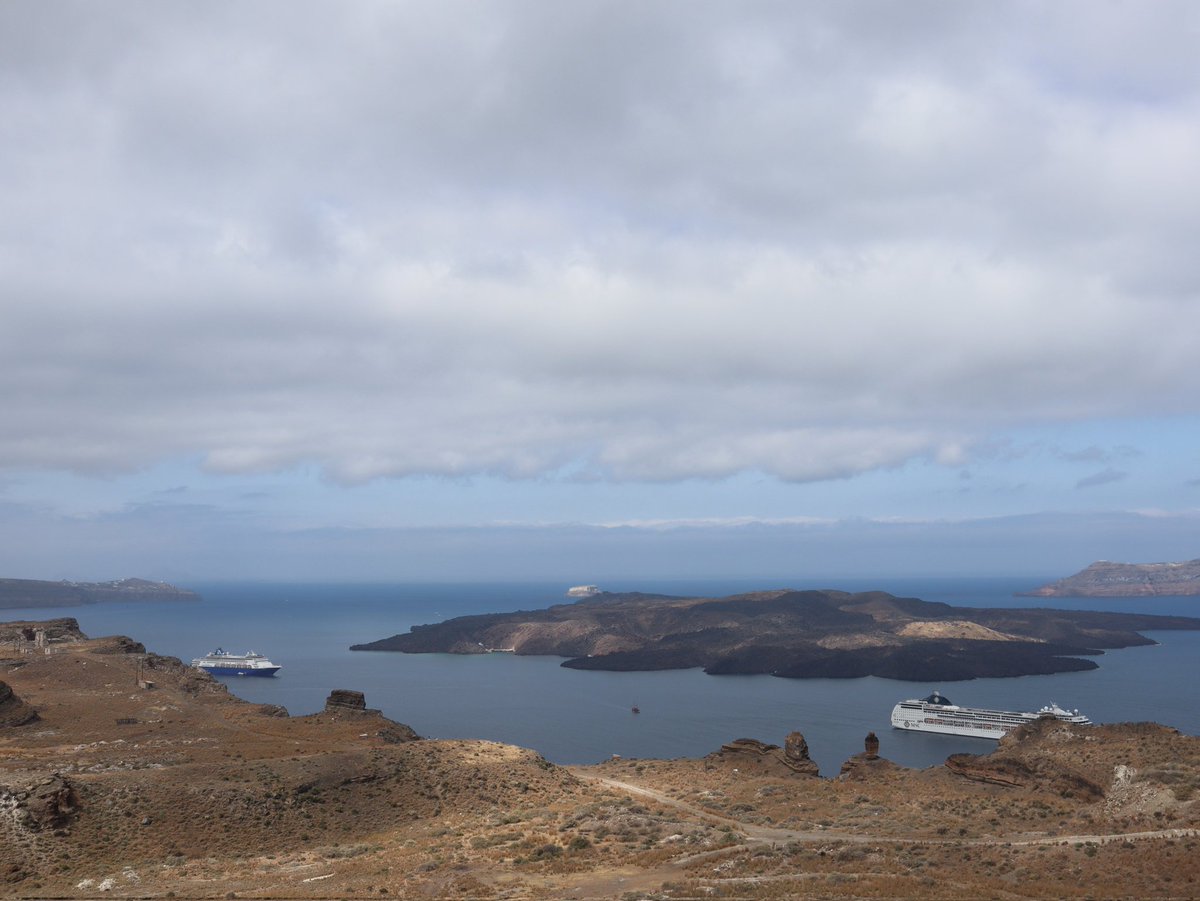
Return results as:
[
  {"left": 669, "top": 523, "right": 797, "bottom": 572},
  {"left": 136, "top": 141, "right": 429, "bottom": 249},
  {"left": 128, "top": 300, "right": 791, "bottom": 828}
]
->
[
  {"left": 891, "top": 691, "right": 1090, "bottom": 739},
  {"left": 191, "top": 648, "right": 281, "bottom": 677}
]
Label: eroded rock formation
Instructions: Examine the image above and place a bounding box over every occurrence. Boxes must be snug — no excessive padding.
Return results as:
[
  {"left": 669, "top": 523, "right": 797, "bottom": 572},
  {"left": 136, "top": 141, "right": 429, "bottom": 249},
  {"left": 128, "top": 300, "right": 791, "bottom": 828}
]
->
[
  {"left": 3, "top": 776, "right": 79, "bottom": 833},
  {"left": 325, "top": 689, "right": 370, "bottom": 713},
  {"left": 322, "top": 690, "right": 420, "bottom": 742},
  {"left": 945, "top": 719, "right": 1105, "bottom": 801},
  {"left": 839, "top": 731, "right": 896, "bottom": 779},
  {"left": 707, "top": 731, "right": 820, "bottom": 777},
  {"left": 0, "top": 681, "right": 37, "bottom": 727},
  {"left": 864, "top": 731, "right": 880, "bottom": 759}
]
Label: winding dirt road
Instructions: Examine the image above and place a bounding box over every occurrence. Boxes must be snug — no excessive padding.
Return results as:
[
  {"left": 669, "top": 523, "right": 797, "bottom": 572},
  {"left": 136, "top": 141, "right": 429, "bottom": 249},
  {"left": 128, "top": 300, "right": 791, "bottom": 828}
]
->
[{"left": 577, "top": 772, "right": 1200, "bottom": 849}]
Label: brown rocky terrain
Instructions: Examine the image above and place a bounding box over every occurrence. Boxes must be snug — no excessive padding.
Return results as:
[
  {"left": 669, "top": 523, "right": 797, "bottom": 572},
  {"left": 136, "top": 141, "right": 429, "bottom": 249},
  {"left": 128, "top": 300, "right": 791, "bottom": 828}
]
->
[
  {"left": 1023, "top": 559, "right": 1200, "bottom": 597},
  {"left": 351, "top": 588, "right": 1200, "bottom": 681},
  {"left": 3, "top": 619, "right": 1199, "bottom": 898}
]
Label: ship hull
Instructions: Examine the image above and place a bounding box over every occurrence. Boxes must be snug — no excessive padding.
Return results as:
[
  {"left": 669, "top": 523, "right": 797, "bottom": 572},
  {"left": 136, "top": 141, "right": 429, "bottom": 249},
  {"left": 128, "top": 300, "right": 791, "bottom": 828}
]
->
[
  {"left": 198, "top": 665, "right": 280, "bottom": 677},
  {"left": 891, "top": 697, "right": 1089, "bottom": 740},
  {"left": 890, "top": 709, "right": 1012, "bottom": 739}
]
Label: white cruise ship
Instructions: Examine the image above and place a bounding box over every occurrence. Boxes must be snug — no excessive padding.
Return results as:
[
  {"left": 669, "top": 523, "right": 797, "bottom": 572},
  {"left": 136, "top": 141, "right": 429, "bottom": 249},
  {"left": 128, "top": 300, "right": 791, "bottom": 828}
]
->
[
  {"left": 191, "top": 648, "right": 281, "bottom": 677},
  {"left": 891, "top": 691, "right": 1090, "bottom": 739},
  {"left": 566, "top": 585, "right": 602, "bottom": 598}
]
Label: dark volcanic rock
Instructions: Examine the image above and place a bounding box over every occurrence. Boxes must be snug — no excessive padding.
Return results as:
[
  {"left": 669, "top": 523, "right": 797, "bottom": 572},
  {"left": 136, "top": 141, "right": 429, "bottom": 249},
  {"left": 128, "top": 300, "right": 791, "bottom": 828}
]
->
[
  {"left": 350, "top": 587, "right": 1200, "bottom": 682},
  {"left": 0, "top": 681, "right": 37, "bottom": 727},
  {"left": 326, "top": 689, "right": 369, "bottom": 712}
]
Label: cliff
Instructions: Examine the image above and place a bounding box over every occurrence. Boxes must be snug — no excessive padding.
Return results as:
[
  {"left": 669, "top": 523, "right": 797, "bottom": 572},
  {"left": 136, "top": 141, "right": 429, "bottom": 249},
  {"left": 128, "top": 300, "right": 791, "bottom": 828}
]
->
[
  {"left": 351, "top": 588, "right": 1200, "bottom": 681},
  {"left": 0, "top": 577, "right": 200, "bottom": 609},
  {"left": 1022, "top": 559, "right": 1200, "bottom": 597}
]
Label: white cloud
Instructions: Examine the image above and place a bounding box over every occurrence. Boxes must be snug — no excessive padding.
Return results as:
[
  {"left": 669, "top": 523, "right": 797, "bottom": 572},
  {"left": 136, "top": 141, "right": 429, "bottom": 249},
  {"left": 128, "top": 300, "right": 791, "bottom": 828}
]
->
[{"left": 2, "top": 2, "right": 1199, "bottom": 485}]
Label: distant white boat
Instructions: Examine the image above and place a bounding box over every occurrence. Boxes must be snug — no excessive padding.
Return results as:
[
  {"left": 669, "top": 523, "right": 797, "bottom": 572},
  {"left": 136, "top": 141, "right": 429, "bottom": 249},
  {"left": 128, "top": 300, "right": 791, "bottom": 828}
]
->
[{"left": 566, "top": 585, "right": 602, "bottom": 598}]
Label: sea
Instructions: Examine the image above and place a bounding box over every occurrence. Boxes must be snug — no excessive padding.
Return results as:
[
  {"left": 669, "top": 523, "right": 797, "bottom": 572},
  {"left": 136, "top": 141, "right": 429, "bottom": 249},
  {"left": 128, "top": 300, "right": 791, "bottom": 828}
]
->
[{"left": 6, "top": 577, "right": 1200, "bottom": 777}]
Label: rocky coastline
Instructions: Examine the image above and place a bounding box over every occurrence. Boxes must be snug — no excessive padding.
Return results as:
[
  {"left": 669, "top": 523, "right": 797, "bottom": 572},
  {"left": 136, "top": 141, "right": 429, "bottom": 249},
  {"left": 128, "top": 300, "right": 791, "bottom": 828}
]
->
[{"left": 0, "top": 577, "right": 200, "bottom": 609}]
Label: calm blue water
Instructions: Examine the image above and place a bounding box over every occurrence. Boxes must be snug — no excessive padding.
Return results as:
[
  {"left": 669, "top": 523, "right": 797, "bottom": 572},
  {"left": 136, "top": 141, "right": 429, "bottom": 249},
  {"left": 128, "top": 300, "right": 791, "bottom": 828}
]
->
[{"left": 6, "top": 578, "right": 1199, "bottom": 776}]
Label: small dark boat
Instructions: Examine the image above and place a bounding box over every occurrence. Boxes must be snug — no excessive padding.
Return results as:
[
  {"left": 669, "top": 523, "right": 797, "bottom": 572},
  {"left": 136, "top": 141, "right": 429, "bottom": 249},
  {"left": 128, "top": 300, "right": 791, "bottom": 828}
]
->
[{"left": 631, "top": 706, "right": 640, "bottom": 714}]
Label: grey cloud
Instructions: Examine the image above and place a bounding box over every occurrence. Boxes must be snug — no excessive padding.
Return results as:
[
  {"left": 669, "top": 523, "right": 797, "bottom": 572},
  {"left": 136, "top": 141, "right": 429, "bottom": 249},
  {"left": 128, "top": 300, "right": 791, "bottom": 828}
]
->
[
  {"left": 2, "top": 3, "right": 1200, "bottom": 484},
  {"left": 1075, "top": 468, "right": 1129, "bottom": 489},
  {"left": 1057, "top": 445, "right": 1141, "bottom": 464},
  {"left": 1, "top": 501, "right": 1196, "bottom": 583}
]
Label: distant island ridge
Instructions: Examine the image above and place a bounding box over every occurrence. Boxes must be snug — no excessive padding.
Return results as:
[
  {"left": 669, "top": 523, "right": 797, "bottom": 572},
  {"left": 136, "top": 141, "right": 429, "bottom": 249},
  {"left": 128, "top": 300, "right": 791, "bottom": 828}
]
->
[
  {"left": 0, "top": 577, "right": 199, "bottom": 609},
  {"left": 350, "top": 587, "right": 1200, "bottom": 682},
  {"left": 1022, "top": 559, "right": 1200, "bottom": 597}
]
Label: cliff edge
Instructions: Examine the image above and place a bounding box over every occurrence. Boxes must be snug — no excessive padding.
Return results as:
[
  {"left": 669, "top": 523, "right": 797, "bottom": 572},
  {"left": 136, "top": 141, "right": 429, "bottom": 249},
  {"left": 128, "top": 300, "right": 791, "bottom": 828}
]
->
[{"left": 1022, "top": 559, "right": 1200, "bottom": 597}]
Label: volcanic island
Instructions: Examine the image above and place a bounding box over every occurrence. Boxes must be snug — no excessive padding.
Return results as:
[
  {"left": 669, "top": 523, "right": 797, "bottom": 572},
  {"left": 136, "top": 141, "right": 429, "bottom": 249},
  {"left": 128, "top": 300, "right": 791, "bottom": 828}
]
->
[{"left": 350, "top": 587, "right": 1200, "bottom": 681}]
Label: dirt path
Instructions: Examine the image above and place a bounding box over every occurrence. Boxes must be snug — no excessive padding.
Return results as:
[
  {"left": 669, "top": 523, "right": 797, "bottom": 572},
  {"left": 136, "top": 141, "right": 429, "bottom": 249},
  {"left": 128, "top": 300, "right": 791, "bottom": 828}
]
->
[{"left": 575, "top": 772, "right": 1200, "bottom": 849}]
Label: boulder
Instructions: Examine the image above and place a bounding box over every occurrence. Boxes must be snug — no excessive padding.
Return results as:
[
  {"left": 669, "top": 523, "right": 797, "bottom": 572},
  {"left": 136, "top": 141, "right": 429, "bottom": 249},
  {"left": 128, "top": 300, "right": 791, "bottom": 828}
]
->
[{"left": 0, "top": 681, "right": 37, "bottom": 728}]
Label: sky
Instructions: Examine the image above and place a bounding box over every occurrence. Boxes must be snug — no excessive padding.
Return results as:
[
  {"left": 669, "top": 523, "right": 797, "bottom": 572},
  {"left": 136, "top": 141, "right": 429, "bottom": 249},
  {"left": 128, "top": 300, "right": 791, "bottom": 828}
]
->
[{"left": 1, "top": 1, "right": 1199, "bottom": 584}]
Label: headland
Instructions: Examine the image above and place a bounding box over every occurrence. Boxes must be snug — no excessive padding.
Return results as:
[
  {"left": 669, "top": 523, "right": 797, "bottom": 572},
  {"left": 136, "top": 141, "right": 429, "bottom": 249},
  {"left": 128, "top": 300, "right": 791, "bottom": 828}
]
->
[
  {"left": 1023, "top": 559, "right": 1200, "bottom": 597},
  {"left": 0, "top": 577, "right": 199, "bottom": 609}
]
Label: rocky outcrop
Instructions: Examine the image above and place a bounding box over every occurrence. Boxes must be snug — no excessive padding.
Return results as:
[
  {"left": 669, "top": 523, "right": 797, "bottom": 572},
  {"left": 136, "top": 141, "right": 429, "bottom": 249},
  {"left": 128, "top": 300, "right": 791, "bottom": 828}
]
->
[
  {"left": 321, "top": 690, "right": 420, "bottom": 742},
  {"left": 945, "top": 720, "right": 1105, "bottom": 802},
  {"left": 839, "top": 731, "right": 898, "bottom": 779},
  {"left": 2, "top": 776, "right": 79, "bottom": 833},
  {"left": 707, "top": 732, "right": 820, "bottom": 777},
  {"left": 89, "top": 635, "right": 147, "bottom": 655},
  {"left": 0, "top": 681, "right": 37, "bottom": 727},
  {"left": 0, "top": 618, "right": 86, "bottom": 646},
  {"left": 864, "top": 731, "right": 880, "bottom": 759},
  {"left": 1023, "top": 559, "right": 1200, "bottom": 597},
  {"left": 325, "top": 689, "right": 370, "bottom": 713}
]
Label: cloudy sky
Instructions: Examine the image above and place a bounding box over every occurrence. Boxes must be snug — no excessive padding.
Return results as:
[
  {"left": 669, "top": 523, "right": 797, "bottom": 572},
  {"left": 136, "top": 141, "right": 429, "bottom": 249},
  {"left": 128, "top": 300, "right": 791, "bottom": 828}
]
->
[{"left": 2, "top": 1, "right": 1199, "bottom": 583}]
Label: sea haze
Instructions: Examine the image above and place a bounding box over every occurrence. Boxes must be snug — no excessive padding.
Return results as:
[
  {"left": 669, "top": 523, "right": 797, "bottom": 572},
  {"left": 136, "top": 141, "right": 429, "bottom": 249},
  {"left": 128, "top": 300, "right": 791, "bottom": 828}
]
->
[{"left": 6, "top": 578, "right": 1199, "bottom": 776}]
